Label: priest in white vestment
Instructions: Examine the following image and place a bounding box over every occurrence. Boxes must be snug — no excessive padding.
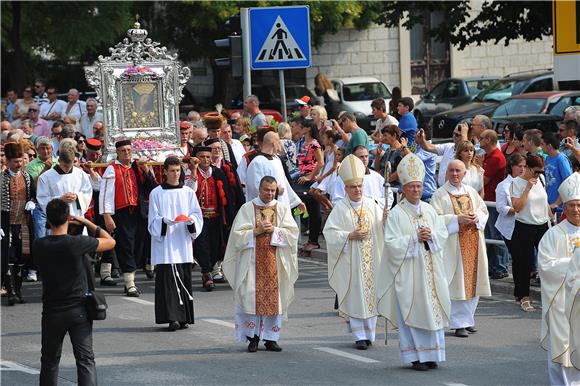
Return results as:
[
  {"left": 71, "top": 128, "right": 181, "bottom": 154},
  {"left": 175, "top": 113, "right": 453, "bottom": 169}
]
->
[
  {"left": 331, "top": 145, "right": 393, "bottom": 210},
  {"left": 223, "top": 176, "right": 299, "bottom": 353},
  {"left": 377, "top": 153, "right": 451, "bottom": 371},
  {"left": 538, "top": 173, "right": 580, "bottom": 385},
  {"left": 36, "top": 147, "right": 92, "bottom": 234},
  {"left": 148, "top": 157, "right": 204, "bottom": 331},
  {"left": 565, "top": 247, "right": 580, "bottom": 373},
  {"left": 246, "top": 132, "right": 304, "bottom": 213},
  {"left": 323, "top": 154, "right": 384, "bottom": 350},
  {"left": 431, "top": 160, "right": 491, "bottom": 338}
]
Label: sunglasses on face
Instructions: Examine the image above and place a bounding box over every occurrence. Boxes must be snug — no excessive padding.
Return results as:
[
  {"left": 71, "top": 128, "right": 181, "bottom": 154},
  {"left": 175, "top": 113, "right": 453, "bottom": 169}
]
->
[
  {"left": 28, "top": 153, "right": 36, "bottom": 158},
  {"left": 78, "top": 140, "right": 86, "bottom": 144},
  {"left": 28, "top": 109, "right": 39, "bottom": 113}
]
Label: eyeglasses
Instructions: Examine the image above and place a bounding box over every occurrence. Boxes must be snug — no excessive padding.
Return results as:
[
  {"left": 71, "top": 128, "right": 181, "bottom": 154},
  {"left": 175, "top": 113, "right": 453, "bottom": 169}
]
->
[{"left": 28, "top": 109, "right": 39, "bottom": 113}]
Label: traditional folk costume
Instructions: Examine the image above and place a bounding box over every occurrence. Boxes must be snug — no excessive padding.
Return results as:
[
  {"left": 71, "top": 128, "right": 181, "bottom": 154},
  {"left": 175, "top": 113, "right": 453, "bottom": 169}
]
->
[
  {"left": 189, "top": 146, "right": 236, "bottom": 290},
  {"left": 323, "top": 155, "right": 384, "bottom": 348},
  {"left": 148, "top": 180, "right": 203, "bottom": 329},
  {"left": 377, "top": 153, "right": 451, "bottom": 369},
  {"left": 431, "top": 182, "right": 491, "bottom": 336},
  {"left": 565, "top": 248, "right": 579, "bottom": 372},
  {"left": 538, "top": 173, "right": 580, "bottom": 385},
  {"left": 246, "top": 153, "right": 302, "bottom": 209},
  {"left": 331, "top": 167, "right": 393, "bottom": 211},
  {"left": 99, "top": 140, "right": 157, "bottom": 296},
  {"left": 203, "top": 112, "right": 238, "bottom": 169},
  {"left": 81, "top": 140, "right": 121, "bottom": 286},
  {"left": 223, "top": 196, "right": 299, "bottom": 351},
  {"left": 237, "top": 149, "right": 259, "bottom": 189},
  {"left": 203, "top": 137, "right": 245, "bottom": 211},
  {"left": 1, "top": 143, "right": 35, "bottom": 305}
]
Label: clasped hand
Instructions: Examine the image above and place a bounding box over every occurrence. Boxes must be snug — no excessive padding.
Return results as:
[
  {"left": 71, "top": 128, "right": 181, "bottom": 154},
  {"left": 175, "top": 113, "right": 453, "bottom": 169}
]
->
[
  {"left": 458, "top": 212, "right": 478, "bottom": 225},
  {"left": 416, "top": 226, "right": 432, "bottom": 242},
  {"left": 349, "top": 228, "right": 368, "bottom": 241},
  {"left": 254, "top": 221, "right": 274, "bottom": 236}
]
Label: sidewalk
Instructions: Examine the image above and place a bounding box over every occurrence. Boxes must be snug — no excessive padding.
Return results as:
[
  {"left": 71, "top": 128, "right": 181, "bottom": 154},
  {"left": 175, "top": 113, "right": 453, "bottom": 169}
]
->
[{"left": 299, "top": 234, "right": 541, "bottom": 301}]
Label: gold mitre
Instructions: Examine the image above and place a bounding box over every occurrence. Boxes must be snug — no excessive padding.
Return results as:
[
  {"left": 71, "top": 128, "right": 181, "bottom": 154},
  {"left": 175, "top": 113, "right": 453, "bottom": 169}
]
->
[
  {"left": 338, "top": 154, "right": 366, "bottom": 186},
  {"left": 558, "top": 172, "right": 580, "bottom": 203},
  {"left": 134, "top": 83, "right": 156, "bottom": 95},
  {"left": 397, "top": 153, "right": 425, "bottom": 186}
]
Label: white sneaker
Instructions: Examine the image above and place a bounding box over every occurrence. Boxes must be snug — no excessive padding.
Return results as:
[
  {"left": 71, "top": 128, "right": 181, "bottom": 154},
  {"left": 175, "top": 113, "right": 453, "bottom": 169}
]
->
[{"left": 26, "top": 270, "right": 38, "bottom": 282}]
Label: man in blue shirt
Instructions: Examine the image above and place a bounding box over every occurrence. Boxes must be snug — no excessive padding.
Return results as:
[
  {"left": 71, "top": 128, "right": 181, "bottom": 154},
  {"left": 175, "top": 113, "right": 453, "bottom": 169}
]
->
[
  {"left": 397, "top": 97, "right": 417, "bottom": 144},
  {"left": 542, "top": 132, "right": 573, "bottom": 210}
]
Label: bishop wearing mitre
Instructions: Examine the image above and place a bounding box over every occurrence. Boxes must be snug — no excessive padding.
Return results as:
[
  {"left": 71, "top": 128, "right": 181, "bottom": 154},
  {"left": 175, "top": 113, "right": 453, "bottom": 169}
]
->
[
  {"left": 377, "top": 153, "right": 450, "bottom": 371},
  {"left": 538, "top": 172, "right": 580, "bottom": 385},
  {"left": 223, "top": 175, "right": 299, "bottom": 353},
  {"left": 323, "top": 154, "right": 384, "bottom": 350}
]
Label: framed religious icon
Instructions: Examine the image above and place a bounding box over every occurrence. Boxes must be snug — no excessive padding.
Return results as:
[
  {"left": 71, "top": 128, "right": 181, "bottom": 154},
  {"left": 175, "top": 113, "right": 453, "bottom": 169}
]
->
[{"left": 85, "top": 21, "right": 190, "bottom": 160}]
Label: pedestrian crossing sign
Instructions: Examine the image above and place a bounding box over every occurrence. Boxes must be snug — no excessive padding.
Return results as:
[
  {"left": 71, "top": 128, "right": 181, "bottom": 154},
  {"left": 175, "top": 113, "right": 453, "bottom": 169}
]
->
[{"left": 249, "top": 6, "right": 311, "bottom": 70}]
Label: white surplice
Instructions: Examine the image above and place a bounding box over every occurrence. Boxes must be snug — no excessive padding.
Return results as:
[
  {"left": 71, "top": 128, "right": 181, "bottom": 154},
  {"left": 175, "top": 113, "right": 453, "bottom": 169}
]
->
[
  {"left": 147, "top": 184, "right": 204, "bottom": 266},
  {"left": 36, "top": 166, "right": 92, "bottom": 217},
  {"left": 330, "top": 169, "right": 393, "bottom": 211},
  {"left": 538, "top": 220, "right": 580, "bottom": 384},
  {"left": 323, "top": 197, "right": 384, "bottom": 341},
  {"left": 377, "top": 199, "right": 451, "bottom": 364},
  {"left": 245, "top": 154, "right": 302, "bottom": 208},
  {"left": 430, "top": 182, "right": 491, "bottom": 329}
]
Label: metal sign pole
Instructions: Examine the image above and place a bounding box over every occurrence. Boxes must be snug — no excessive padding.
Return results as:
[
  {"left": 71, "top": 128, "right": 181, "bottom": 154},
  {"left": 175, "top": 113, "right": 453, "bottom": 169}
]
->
[
  {"left": 279, "top": 69, "right": 287, "bottom": 122},
  {"left": 241, "top": 8, "right": 252, "bottom": 99}
]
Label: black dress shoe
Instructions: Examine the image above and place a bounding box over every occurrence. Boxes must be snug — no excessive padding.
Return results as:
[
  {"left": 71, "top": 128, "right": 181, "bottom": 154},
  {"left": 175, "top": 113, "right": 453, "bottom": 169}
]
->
[
  {"left": 365, "top": 340, "right": 372, "bottom": 346},
  {"left": 111, "top": 269, "right": 120, "bottom": 279},
  {"left": 247, "top": 338, "right": 259, "bottom": 353},
  {"left": 465, "top": 326, "right": 477, "bottom": 333},
  {"left": 100, "top": 276, "right": 117, "bottom": 286},
  {"left": 426, "top": 361, "right": 438, "bottom": 369},
  {"left": 355, "top": 340, "right": 368, "bottom": 350},
  {"left": 124, "top": 286, "right": 141, "bottom": 297},
  {"left": 454, "top": 328, "right": 469, "bottom": 338},
  {"left": 168, "top": 321, "right": 180, "bottom": 331},
  {"left": 179, "top": 322, "right": 189, "bottom": 329},
  {"left": 412, "top": 361, "right": 429, "bottom": 371},
  {"left": 264, "top": 341, "right": 282, "bottom": 352},
  {"left": 145, "top": 269, "right": 155, "bottom": 279}
]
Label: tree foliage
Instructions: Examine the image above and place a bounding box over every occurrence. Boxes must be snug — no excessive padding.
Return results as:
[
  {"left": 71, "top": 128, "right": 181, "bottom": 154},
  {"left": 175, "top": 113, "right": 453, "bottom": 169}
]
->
[{"left": 1, "top": 1, "right": 554, "bottom": 91}]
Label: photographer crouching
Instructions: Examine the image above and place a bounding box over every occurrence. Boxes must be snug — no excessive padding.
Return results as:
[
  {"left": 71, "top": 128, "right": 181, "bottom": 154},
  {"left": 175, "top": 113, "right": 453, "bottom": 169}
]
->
[{"left": 33, "top": 198, "right": 115, "bottom": 386}]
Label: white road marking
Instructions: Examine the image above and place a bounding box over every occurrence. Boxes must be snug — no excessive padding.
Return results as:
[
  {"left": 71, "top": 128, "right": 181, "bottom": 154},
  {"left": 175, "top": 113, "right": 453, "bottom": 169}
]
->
[
  {"left": 122, "top": 297, "right": 154, "bottom": 305},
  {"left": 201, "top": 318, "right": 235, "bottom": 329},
  {"left": 443, "top": 383, "right": 469, "bottom": 386},
  {"left": 0, "top": 360, "right": 40, "bottom": 374},
  {"left": 314, "top": 347, "right": 380, "bottom": 364}
]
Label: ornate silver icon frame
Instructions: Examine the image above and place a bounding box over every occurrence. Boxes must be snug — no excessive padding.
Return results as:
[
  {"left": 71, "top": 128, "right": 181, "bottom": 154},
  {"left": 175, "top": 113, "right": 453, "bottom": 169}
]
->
[{"left": 85, "top": 22, "right": 191, "bottom": 159}]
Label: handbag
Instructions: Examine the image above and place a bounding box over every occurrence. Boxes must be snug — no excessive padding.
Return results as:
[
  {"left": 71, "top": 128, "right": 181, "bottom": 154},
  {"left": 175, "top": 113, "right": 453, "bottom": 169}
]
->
[{"left": 84, "top": 254, "right": 107, "bottom": 321}]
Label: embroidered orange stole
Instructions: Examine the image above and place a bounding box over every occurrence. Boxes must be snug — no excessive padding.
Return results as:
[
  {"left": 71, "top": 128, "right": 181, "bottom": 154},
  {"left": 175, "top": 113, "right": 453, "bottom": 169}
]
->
[
  {"left": 449, "top": 193, "right": 478, "bottom": 298},
  {"left": 253, "top": 204, "right": 279, "bottom": 316}
]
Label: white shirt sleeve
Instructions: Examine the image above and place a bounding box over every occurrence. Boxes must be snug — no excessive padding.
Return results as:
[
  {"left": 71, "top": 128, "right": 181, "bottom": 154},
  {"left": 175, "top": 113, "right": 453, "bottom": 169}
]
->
[{"left": 99, "top": 165, "right": 116, "bottom": 215}]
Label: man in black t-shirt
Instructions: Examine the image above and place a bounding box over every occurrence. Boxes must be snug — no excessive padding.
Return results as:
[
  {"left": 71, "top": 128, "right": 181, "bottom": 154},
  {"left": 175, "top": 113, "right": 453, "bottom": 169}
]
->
[{"left": 33, "top": 198, "right": 115, "bottom": 386}]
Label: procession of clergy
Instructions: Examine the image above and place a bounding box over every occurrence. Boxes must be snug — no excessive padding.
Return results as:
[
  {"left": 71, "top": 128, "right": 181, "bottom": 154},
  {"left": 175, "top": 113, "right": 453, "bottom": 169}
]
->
[{"left": 32, "top": 109, "right": 578, "bottom": 382}]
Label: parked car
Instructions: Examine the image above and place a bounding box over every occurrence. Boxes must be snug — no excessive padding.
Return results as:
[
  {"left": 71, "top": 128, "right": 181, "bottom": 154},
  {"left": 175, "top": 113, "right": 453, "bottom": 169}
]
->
[
  {"left": 491, "top": 90, "right": 580, "bottom": 133},
  {"left": 430, "top": 70, "right": 556, "bottom": 138},
  {"left": 414, "top": 76, "right": 498, "bottom": 129},
  {"left": 230, "top": 83, "right": 318, "bottom": 114},
  {"left": 331, "top": 77, "right": 392, "bottom": 132}
]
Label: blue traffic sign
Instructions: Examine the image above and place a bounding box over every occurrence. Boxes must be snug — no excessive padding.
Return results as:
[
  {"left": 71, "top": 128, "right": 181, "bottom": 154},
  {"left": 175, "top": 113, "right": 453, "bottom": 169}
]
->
[{"left": 249, "top": 6, "right": 311, "bottom": 70}]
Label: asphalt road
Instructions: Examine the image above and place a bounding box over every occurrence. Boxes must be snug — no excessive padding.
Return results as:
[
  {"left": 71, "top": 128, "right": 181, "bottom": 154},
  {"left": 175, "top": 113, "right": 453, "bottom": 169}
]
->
[{"left": 1, "top": 256, "right": 548, "bottom": 386}]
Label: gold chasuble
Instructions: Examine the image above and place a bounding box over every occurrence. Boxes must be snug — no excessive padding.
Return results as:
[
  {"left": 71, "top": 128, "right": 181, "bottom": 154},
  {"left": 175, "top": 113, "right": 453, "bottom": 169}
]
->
[
  {"left": 448, "top": 193, "right": 479, "bottom": 299},
  {"left": 254, "top": 204, "right": 279, "bottom": 316}
]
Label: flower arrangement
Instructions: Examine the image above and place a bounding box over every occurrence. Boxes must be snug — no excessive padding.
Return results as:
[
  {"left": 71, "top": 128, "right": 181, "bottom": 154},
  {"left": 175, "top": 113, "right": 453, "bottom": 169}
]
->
[
  {"left": 122, "top": 65, "right": 156, "bottom": 77},
  {"left": 131, "top": 138, "right": 173, "bottom": 151}
]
